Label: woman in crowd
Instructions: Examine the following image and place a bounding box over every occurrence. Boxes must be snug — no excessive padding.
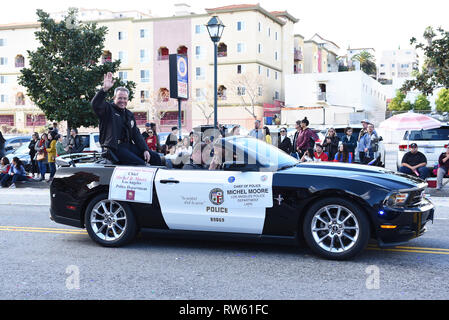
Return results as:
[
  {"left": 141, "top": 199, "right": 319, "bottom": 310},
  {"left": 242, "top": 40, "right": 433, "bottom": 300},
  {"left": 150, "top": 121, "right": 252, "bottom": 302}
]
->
[
  {"left": 28, "top": 132, "right": 40, "bottom": 178},
  {"left": 263, "top": 126, "right": 272, "bottom": 144},
  {"left": 0, "top": 157, "right": 28, "bottom": 188},
  {"left": 334, "top": 144, "right": 353, "bottom": 163},
  {"left": 0, "top": 157, "right": 10, "bottom": 182},
  {"left": 295, "top": 117, "right": 318, "bottom": 159},
  {"left": 278, "top": 127, "right": 293, "bottom": 154},
  {"left": 323, "top": 128, "right": 340, "bottom": 161},
  {"left": 144, "top": 129, "right": 157, "bottom": 152},
  {"left": 35, "top": 133, "right": 48, "bottom": 181},
  {"left": 300, "top": 150, "right": 314, "bottom": 162},
  {"left": 55, "top": 134, "right": 67, "bottom": 157},
  {"left": 46, "top": 131, "right": 57, "bottom": 182},
  {"left": 341, "top": 127, "right": 357, "bottom": 156},
  {"left": 313, "top": 143, "right": 329, "bottom": 162},
  {"left": 0, "top": 131, "right": 5, "bottom": 159},
  {"left": 178, "top": 136, "right": 193, "bottom": 155}
]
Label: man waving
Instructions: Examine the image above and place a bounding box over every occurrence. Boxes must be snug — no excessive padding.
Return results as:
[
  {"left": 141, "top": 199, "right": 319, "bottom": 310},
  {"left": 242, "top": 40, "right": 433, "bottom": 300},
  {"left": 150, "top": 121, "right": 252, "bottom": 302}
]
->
[{"left": 91, "top": 72, "right": 161, "bottom": 166}]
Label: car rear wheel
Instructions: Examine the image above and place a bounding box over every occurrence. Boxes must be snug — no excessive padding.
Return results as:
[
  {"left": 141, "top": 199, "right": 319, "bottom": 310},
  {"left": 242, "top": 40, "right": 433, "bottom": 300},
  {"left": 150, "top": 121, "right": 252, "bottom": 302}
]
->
[
  {"left": 85, "top": 194, "right": 137, "bottom": 247},
  {"left": 303, "top": 197, "right": 370, "bottom": 260}
]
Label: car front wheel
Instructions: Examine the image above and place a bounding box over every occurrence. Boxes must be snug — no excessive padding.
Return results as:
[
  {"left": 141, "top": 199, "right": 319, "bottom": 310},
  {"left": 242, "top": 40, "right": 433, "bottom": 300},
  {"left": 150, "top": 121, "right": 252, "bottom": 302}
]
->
[
  {"left": 85, "top": 194, "right": 137, "bottom": 247},
  {"left": 303, "top": 197, "right": 370, "bottom": 260}
]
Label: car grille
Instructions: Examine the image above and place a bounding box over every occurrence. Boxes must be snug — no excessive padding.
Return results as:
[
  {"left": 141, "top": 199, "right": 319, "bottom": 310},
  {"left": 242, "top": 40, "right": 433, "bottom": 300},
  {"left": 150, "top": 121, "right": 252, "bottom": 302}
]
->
[{"left": 407, "top": 189, "right": 424, "bottom": 207}]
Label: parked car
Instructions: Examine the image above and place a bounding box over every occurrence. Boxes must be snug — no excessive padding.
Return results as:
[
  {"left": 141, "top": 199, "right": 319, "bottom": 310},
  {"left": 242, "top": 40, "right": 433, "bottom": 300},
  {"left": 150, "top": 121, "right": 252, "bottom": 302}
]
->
[
  {"left": 5, "top": 143, "right": 33, "bottom": 172},
  {"left": 396, "top": 125, "right": 449, "bottom": 171},
  {"left": 62, "top": 133, "right": 101, "bottom": 154},
  {"left": 4, "top": 136, "right": 31, "bottom": 155},
  {"left": 323, "top": 125, "right": 386, "bottom": 166},
  {"left": 51, "top": 136, "right": 434, "bottom": 260}
]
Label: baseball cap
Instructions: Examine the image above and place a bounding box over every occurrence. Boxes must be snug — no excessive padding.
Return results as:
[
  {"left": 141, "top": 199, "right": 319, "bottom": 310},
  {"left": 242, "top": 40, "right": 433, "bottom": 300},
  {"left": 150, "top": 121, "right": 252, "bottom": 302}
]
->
[
  {"left": 145, "top": 122, "right": 151, "bottom": 127},
  {"left": 361, "top": 119, "right": 371, "bottom": 124},
  {"left": 410, "top": 143, "right": 418, "bottom": 148}
]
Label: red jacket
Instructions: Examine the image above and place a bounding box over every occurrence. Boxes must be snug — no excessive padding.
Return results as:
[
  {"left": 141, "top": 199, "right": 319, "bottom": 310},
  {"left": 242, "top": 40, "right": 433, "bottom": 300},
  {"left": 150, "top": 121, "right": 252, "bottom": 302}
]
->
[{"left": 145, "top": 135, "right": 157, "bottom": 151}]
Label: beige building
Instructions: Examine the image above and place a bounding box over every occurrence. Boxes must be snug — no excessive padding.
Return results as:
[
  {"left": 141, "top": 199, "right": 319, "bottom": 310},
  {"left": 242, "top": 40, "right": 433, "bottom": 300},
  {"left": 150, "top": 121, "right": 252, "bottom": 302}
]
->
[{"left": 0, "top": 4, "right": 304, "bottom": 132}]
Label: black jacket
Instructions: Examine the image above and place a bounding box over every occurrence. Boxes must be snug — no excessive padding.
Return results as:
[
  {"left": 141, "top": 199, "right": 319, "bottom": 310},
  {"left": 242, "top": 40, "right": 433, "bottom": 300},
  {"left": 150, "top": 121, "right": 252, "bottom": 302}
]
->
[
  {"left": 68, "top": 135, "right": 84, "bottom": 154},
  {"left": 341, "top": 135, "right": 357, "bottom": 154},
  {"left": 278, "top": 136, "right": 293, "bottom": 154},
  {"left": 91, "top": 89, "right": 149, "bottom": 153}
]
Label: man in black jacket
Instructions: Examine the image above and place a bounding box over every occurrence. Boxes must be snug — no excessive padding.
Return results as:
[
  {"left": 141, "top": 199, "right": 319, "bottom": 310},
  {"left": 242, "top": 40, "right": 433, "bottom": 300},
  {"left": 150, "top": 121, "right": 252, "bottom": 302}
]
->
[
  {"left": 91, "top": 72, "right": 161, "bottom": 166},
  {"left": 278, "top": 127, "right": 292, "bottom": 154}
]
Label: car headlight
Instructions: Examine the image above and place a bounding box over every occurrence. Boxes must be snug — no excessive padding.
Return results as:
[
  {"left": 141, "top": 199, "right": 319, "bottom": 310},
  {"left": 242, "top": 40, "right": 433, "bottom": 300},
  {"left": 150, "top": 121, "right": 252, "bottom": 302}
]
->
[{"left": 384, "top": 192, "right": 409, "bottom": 207}]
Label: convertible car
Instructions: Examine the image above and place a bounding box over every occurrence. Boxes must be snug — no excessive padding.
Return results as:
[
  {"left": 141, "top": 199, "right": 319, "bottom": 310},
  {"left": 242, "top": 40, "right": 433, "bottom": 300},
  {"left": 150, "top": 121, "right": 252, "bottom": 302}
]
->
[{"left": 50, "top": 136, "right": 434, "bottom": 260}]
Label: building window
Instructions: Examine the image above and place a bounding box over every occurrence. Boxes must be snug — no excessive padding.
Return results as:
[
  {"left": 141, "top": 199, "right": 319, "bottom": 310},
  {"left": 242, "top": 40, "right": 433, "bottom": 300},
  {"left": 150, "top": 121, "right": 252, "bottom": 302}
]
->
[
  {"left": 158, "top": 47, "right": 169, "bottom": 60},
  {"left": 258, "top": 43, "right": 262, "bottom": 54},
  {"left": 15, "top": 55, "right": 25, "bottom": 68},
  {"left": 0, "top": 75, "right": 8, "bottom": 84},
  {"left": 258, "top": 86, "right": 263, "bottom": 96},
  {"left": 133, "top": 112, "right": 148, "bottom": 126},
  {"left": 258, "top": 65, "right": 262, "bottom": 74},
  {"left": 177, "top": 45, "right": 188, "bottom": 56},
  {"left": 26, "top": 114, "right": 46, "bottom": 127},
  {"left": 258, "top": 22, "right": 261, "bottom": 32},
  {"left": 196, "top": 67, "right": 205, "bottom": 80},
  {"left": 0, "top": 94, "right": 8, "bottom": 103},
  {"left": 275, "top": 32, "right": 278, "bottom": 40},
  {"left": 218, "top": 43, "right": 227, "bottom": 57},
  {"left": 0, "top": 39, "right": 6, "bottom": 46},
  {"left": 195, "top": 25, "right": 205, "bottom": 34},
  {"left": 140, "top": 49, "right": 149, "bottom": 63},
  {"left": 267, "top": 68, "right": 270, "bottom": 78},
  {"left": 268, "top": 27, "right": 271, "bottom": 37},
  {"left": 195, "top": 88, "right": 205, "bottom": 100},
  {"left": 237, "top": 43, "right": 245, "bottom": 53},
  {"left": 275, "top": 71, "right": 278, "bottom": 80},
  {"left": 158, "top": 88, "right": 170, "bottom": 102},
  {"left": 0, "top": 115, "right": 14, "bottom": 126},
  {"left": 274, "top": 91, "right": 279, "bottom": 100},
  {"left": 237, "top": 65, "right": 245, "bottom": 74},
  {"left": 140, "top": 90, "right": 150, "bottom": 103},
  {"left": 160, "top": 111, "right": 184, "bottom": 126},
  {"left": 140, "top": 29, "right": 148, "bottom": 38},
  {"left": 140, "top": 70, "right": 150, "bottom": 82},
  {"left": 118, "top": 51, "right": 127, "bottom": 63},
  {"left": 118, "top": 71, "right": 128, "bottom": 81},
  {"left": 15, "top": 92, "right": 25, "bottom": 105},
  {"left": 0, "top": 57, "right": 8, "bottom": 65},
  {"left": 237, "top": 86, "right": 246, "bottom": 96},
  {"left": 275, "top": 51, "right": 278, "bottom": 61},
  {"left": 118, "top": 31, "right": 126, "bottom": 40},
  {"left": 101, "top": 50, "right": 112, "bottom": 63},
  {"left": 218, "top": 85, "right": 227, "bottom": 100},
  {"left": 237, "top": 21, "right": 245, "bottom": 31}
]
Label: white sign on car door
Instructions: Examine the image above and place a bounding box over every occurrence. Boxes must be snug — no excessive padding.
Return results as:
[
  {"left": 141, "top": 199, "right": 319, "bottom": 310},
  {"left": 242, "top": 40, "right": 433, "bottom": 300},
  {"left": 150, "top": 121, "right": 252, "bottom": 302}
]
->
[{"left": 155, "top": 169, "right": 273, "bottom": 234}]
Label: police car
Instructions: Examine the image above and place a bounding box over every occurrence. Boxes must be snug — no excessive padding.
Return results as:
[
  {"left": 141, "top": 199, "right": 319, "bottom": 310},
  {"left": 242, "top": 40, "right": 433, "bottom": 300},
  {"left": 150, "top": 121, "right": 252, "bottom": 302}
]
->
[{"left": 50, "top": 136, "right": 434, "bottom": 260}]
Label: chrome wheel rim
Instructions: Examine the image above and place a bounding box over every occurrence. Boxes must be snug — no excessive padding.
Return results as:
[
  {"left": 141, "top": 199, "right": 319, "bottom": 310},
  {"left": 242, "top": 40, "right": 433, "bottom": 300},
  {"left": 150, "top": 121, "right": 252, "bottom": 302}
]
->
[
  {"left": 90, "top": 200, "right": 127, "bottom": 242},
  {"left": 311, "top": 205, "right": 360, "bottom": 253}
]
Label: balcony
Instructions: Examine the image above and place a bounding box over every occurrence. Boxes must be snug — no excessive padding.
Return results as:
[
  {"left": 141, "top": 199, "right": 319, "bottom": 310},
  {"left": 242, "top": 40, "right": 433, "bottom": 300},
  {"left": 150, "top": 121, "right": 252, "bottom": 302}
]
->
[{"left": 294, "top": 49, "right": 303, "bottom": 61}]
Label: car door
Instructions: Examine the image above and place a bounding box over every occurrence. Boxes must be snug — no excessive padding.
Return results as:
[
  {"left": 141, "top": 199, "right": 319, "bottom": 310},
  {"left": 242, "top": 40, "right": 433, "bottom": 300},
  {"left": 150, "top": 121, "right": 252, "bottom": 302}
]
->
[{"left": 155, "top": 168, "right": 273, "bottom": 234}]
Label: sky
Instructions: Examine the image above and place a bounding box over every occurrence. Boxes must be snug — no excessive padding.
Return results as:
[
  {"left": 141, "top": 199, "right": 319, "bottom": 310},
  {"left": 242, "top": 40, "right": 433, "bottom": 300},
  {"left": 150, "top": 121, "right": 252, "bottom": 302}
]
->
[{"left": 1, "top": 0, "right": 448, "bottom": 62}]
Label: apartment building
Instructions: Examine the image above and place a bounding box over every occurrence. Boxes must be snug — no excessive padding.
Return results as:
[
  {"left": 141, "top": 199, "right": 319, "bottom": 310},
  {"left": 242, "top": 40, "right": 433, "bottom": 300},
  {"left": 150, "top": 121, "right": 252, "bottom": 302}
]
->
[
  {"left": 0, "top": 4, "right": 300, "bottom": 132},
  {"left": 377, "top": 48, "right": 419, "bottom": 82}
]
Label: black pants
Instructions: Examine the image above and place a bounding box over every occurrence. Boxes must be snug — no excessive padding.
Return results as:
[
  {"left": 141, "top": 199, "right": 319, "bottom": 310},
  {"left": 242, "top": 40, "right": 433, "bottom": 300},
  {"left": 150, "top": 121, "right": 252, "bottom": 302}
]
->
[{"left": 115, "top": 143, "right": 161, "bottom": 166}]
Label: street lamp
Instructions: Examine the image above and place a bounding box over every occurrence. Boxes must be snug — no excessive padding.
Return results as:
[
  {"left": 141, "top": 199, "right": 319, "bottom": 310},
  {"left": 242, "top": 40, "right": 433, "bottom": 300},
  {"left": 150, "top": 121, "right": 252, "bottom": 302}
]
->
[{"left": 206, "top": 16, "right": 225, "bottom": 129}]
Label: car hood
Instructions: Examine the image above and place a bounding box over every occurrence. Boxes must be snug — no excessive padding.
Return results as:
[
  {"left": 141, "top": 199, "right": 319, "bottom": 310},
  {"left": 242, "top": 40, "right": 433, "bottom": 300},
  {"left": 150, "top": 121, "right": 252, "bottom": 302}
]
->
[{"left": 279, "top": 162, "right": 426, "bottom": 191}]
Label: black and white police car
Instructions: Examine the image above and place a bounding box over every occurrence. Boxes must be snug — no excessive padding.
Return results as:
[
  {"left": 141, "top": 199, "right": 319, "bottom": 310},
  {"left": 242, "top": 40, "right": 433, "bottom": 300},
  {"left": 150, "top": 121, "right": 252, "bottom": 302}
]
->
[{"left": 50, "top": 136, "right": 434, "bottom": 260}]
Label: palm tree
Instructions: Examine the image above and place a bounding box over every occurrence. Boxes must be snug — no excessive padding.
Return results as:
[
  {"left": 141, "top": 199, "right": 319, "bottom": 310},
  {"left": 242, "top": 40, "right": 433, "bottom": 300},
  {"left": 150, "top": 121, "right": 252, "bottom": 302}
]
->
[{"left": 352, "top": 51, "right": 377, "bottom": 76}]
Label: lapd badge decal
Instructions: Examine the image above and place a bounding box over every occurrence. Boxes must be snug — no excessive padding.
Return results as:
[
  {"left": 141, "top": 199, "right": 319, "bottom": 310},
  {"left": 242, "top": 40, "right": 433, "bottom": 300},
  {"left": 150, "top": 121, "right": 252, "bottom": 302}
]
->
[
  {"left": 209, "top": 188, "right": 224, "bottom": 205},
  {"left": 130, "top": 120, "right": 135, "bottom": 128}
]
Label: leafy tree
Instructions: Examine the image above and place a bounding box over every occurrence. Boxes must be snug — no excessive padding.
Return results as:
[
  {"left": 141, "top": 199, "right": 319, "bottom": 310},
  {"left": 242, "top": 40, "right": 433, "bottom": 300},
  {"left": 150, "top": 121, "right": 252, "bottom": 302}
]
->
[
  {"left": 352, "top": 51, "right": 377, "bottom": 75},
  {"left": 401, "top": 27, "right": 449, "bottom": 95},
  {"left": 388, "top": 91, "right": 406, "bottom": 111},
  {"left": 414, "top": 94, "right": 431, "bottom": 111},
  {"left": 436, "top": 88, "right": 449, "bottom": 112},
  {"left": 18, "top": 8, "right": 135, "bottom": 133},
  {"left": 400, "top": 100, "right": 414, "bottom": 111}
]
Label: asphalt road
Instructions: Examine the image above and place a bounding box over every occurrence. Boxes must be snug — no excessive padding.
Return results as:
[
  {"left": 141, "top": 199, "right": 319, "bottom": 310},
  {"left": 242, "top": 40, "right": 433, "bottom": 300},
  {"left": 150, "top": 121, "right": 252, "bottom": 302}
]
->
[{"left": 0, "top": 188, "right": 448, "bottom": 300}]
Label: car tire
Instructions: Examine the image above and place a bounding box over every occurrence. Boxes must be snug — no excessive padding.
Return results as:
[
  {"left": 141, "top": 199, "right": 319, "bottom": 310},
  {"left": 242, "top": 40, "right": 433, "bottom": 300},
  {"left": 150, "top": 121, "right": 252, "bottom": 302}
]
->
[
  {"left": 84, "top": 194, "right": 137, "bottom": 247},
  {"left": 302, "top": 197, "right": 370, "bottom": 260}
]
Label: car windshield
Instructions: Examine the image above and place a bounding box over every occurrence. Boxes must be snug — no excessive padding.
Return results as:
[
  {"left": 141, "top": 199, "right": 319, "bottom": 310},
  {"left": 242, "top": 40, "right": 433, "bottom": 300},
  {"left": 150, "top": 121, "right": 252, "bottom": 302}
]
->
[
  {"left": 12, "top": 143, "right": 29, "bottom": 154},
  {"left": 405, "top": 126, "right": 449, "bottom": 141},
  {"left": 230, "top": 137, "right": 298, "bottom": 170}
]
